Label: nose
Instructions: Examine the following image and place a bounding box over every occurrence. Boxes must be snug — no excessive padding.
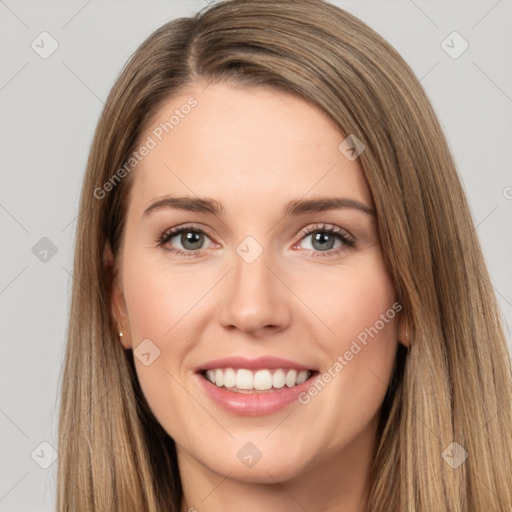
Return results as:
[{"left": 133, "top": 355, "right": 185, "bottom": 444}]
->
[{"left": 217, "top": 247, "right": 292, "bottom": 337}]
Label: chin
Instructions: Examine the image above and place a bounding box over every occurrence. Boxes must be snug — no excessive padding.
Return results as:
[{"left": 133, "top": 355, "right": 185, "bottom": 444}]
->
[{"left": 193, "top": 438, "right": 315, "bottom": 483}]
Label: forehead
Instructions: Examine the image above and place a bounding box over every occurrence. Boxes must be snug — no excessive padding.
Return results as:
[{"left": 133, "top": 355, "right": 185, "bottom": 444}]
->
[{"left": 129, "top": 82, "right": 372, "bottom": 214}]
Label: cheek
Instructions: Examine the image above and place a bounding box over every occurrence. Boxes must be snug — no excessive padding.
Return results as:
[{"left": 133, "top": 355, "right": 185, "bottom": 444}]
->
[
  {"left": 120, "top": 253, "right": 216, "bottom": 439},
  {"left": 122, "top": 251, "right": 209, "bottom": 342},
  {"left": 332, "top": 261, "right": 398, "bottom": 370},
  {"left": 293, "top": 255, "right": 399, "bottom": 425},
  {"left": 293, "top": 254, "right": 397, "bottom": 351}
]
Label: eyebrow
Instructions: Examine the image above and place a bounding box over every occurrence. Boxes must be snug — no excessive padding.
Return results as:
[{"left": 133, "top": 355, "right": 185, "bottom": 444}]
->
[{"left": 143, "top": 195, "right": 376, "bottom": 218}]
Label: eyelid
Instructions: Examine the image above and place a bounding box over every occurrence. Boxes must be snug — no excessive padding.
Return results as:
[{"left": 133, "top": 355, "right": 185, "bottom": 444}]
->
[
  {"left": 295, "top": 223, "right": 355, "bottom": 245},
  {"left": 164, "top": 222, "right": 216, "bottom": 239}
]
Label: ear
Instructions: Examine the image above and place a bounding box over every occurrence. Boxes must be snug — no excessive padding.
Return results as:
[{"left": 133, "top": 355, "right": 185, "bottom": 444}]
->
[
  {"left": 397, "top": 312, "right": 410, "bottom": 349},
  {"left": 103, "top": 242, "right": 132, "bottom": 349}
]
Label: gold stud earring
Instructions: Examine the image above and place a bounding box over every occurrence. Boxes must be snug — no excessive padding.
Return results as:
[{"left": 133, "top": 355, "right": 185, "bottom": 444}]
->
[{"left": 119, "top": 331, "right": 123, "bottom": 337}]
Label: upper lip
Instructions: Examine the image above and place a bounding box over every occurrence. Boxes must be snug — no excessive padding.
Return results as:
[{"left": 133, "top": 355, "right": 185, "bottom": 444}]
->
[{"left": 195, "top": 356, "right": 315, "bottom": 372}]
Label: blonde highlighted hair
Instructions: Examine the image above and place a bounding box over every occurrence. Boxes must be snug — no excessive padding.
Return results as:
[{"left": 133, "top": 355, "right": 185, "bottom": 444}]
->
[{"left": 58, "top": 1, "right": 512, "bottom": 510}]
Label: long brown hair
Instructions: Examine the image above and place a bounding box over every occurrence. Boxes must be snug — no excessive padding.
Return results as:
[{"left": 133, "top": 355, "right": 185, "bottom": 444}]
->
[{"left": 57, "top": 1, "right": 512, "bottom": 510}]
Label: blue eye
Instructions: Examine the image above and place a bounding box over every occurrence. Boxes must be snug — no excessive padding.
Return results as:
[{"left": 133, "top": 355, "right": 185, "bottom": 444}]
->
[
  {"left": 157, "top": 223, "right": 355, "bottom": 258},
  {"left": 157, "top": 224, "right": 213, "bottom": 257},
  {"left": 294, "top": 224, "right": 355, "bottom": 258}
]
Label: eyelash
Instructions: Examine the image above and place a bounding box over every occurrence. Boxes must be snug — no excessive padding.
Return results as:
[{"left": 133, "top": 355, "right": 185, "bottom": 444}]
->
[{"left": 157, "top": 223, "right": 356, "bottom": 259}]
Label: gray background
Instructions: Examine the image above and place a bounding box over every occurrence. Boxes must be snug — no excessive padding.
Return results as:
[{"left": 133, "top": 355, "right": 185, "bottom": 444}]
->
[{"left": 1, "top": 0, "right": 511, "bottom": 510}]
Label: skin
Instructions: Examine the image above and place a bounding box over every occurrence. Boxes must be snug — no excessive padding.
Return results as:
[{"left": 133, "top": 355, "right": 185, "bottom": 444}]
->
[{"left": 105, "top": 82, "right": 408, "bottom": 512}]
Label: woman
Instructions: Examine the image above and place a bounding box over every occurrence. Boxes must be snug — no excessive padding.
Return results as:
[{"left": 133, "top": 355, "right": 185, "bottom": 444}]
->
[{"left": 57, "top": 0, "right": 512, "bottom": 510}]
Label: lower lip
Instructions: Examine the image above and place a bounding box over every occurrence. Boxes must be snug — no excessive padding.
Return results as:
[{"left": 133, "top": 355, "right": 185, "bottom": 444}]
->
[{"left": 196, "top": 372, "right": 317, "bottom": 416}]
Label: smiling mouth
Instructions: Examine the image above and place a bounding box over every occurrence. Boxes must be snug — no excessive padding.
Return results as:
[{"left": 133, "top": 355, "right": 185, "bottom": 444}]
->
[{"left": 198, "top": 368, "right": 318, "bottom": 393}]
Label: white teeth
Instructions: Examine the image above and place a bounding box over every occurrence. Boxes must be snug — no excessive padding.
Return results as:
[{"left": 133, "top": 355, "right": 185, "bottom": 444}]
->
[
  {"left": 235, "top": 369, "right": 253, "bottom": 389},
  {"left": 223, "top": 368, "right": 236, "bottom": 388},
  {"left": 203, "top": 367, "right": 312, "bottom": 391},
  {"left": 296, "top": 370, "right": 308, "bottom": 385},
  {"left": 272, "top": 369, "right": 285, "bottom": 388},
  {"left": 254, "top": 370, "right": 272, "bottom": 390},
  {"left": 206, "top": 369, "right": 216, "bottom": 384},
  {"left": 285, "top": 369, "right": 297, "bottom": 387}
]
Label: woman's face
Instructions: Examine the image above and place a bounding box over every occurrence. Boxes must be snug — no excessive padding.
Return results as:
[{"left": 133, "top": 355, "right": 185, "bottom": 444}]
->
[{"left": 108, "top": 82, "right": 405, "bottom": 485}]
